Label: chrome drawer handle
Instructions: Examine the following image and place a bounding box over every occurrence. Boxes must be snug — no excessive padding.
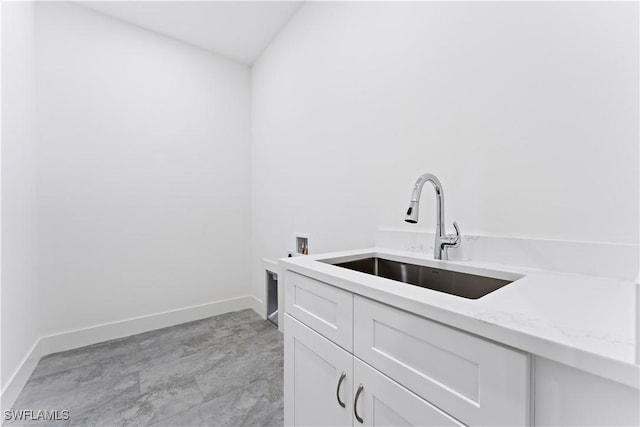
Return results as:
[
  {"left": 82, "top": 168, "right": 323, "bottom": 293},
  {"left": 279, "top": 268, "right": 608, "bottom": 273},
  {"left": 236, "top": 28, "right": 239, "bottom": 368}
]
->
[
  {"left": 336, "top": 372, "right": 346, "bottom": 408},
  {"left": 354, "top": 384, "right": 364, "bottom": 423}
]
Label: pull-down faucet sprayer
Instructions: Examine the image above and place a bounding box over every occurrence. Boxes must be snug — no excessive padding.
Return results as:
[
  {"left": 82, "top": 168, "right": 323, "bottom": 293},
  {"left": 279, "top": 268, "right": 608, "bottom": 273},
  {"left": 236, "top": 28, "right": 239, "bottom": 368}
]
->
[{"left": 405, "top": 173, "right": 461, "bottom": 260}]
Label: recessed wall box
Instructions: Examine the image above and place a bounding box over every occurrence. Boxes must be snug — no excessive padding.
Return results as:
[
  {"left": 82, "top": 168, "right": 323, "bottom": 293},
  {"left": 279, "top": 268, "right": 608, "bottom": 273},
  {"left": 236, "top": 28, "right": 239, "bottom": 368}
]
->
[{"left": 295, "top": 235, "right": 309, "bottom": 255}]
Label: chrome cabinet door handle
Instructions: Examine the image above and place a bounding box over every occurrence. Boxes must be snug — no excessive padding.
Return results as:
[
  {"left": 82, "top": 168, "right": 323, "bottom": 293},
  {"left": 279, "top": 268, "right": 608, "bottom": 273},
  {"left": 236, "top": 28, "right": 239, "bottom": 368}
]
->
[
  {"left": 336, "top": 372, "right": 346, "bottom": 408},
  {"left": 354, "top": 384, "right": 364, "bottom": 423}
]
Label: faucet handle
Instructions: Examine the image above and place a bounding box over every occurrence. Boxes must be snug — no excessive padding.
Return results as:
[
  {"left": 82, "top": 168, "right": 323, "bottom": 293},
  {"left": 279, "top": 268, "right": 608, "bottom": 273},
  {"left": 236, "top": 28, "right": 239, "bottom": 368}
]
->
[
  {"left": 440, "top": 221, "right": 461, "bottom": 261},
  {"left": 442, "top": 221, "right": 461, "bottom": 248},
  {"left": 453, "top": 221, "right": 461, "bottom": 248}
]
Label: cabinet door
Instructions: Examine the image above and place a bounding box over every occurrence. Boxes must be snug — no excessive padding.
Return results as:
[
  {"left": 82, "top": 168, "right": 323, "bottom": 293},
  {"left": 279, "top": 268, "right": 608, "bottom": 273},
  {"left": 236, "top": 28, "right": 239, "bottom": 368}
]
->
[
  {"left": 285, "top": 314, "right": 353, "bottom": 426},
  {"left": 352, "top": 358, "right": 464, "bottom": 427}
]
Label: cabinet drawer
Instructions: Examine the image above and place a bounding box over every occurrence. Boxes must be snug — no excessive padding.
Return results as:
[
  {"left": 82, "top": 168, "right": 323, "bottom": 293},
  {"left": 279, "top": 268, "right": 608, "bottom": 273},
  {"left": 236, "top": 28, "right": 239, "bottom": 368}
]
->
[
  {"left": 354, "top": 296, "right": 530, "bottom": 426},
  {"left": 285, "top": 270, "right": 353, "bottom": 351}
]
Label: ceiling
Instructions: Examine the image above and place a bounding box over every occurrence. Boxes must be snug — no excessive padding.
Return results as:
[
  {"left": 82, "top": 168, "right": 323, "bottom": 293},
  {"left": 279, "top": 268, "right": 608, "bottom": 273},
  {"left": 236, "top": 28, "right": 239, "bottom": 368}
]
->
[{"left": 79, "top": 1, "right": 303, "bottom": 64}]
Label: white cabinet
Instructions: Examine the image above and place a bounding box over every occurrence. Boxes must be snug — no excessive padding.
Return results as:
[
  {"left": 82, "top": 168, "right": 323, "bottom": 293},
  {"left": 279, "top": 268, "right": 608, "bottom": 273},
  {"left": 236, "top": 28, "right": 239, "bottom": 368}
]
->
[
  {"left": 285, "top": 314, "right": 464, "bottom": 427},
  {"left": 354, "top": 296, "right": 530, "bottom": 426},
  {"left": 534, "top": 357, "right": 639, "bottom": 426},
  {"left": 285, "top": 315, "right": 353, "bottom": 427},
  {"left": 284, "top": 271, "right": 531, "bottom": 426}
]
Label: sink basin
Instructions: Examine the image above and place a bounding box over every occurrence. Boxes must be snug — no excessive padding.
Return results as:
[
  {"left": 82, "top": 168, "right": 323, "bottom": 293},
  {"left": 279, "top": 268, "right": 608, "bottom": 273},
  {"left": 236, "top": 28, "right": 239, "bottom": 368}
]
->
[{"left": 327, "top": 257, "right": 513, "bottom": 299}]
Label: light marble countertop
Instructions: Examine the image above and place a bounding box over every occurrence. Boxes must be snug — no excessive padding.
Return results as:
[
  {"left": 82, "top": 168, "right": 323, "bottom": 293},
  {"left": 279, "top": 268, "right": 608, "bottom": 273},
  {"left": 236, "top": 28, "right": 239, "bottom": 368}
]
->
[{"left": 279, "top": 247, "right": 639, "bottom": 389}]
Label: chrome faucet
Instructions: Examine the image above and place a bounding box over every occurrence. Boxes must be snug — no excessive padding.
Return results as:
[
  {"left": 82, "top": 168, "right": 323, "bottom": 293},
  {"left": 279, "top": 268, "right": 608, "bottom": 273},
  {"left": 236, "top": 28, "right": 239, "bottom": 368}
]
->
[{"left": 405, "top": 173, "right": 461, "bottom": 260}]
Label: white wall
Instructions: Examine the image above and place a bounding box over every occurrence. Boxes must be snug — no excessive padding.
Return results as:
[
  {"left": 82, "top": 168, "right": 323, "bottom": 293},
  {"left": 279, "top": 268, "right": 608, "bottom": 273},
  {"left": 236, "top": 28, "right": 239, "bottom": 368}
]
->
[
  {"left": 251, "top": 2, "right": 639, "bottom": 299},
  {"left": 1, "top": 1, "right": 40, "bottom": 393},
  {"left": 36, "top": 3, "right": 251, "bottom": 336}
]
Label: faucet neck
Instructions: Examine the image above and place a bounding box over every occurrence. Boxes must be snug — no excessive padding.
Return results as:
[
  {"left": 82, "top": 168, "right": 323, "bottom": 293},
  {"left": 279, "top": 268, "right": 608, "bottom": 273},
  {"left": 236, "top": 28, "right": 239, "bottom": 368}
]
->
[
  {"left": 411, "top": 173, "right": 446, "bottom": 235},
  {"left": 409, "top": 173, "right": 447, "bottom": 259}
]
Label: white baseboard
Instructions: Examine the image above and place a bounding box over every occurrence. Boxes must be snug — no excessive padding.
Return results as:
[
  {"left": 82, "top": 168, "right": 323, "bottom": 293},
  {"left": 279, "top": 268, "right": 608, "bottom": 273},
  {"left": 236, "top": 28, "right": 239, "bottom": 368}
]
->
[
  {"left": 250, "top": 295, "right": 266, "bottom": 319},
  {"left": 1, "top": 340, "right": 42, "bottom": 412},
  {"left": 1, "top": 295, "right": 257, "bottom": 410},
  {"left": 40, "top": 296, "right": 255, "bottom": 355}
]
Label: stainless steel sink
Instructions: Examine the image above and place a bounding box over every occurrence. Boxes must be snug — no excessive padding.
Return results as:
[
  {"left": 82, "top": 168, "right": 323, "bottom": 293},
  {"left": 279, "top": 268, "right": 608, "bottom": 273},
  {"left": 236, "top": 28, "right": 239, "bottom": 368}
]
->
[{"left": 328, "top": 257, "right": 513, "bottom": 299}]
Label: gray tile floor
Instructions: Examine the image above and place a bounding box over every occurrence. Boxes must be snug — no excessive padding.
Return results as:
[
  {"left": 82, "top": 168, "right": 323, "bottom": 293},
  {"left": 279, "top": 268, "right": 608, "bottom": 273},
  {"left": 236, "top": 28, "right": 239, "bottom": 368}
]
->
[{"left": 7, "top": 309, "right": 284, "bottom": 427}]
